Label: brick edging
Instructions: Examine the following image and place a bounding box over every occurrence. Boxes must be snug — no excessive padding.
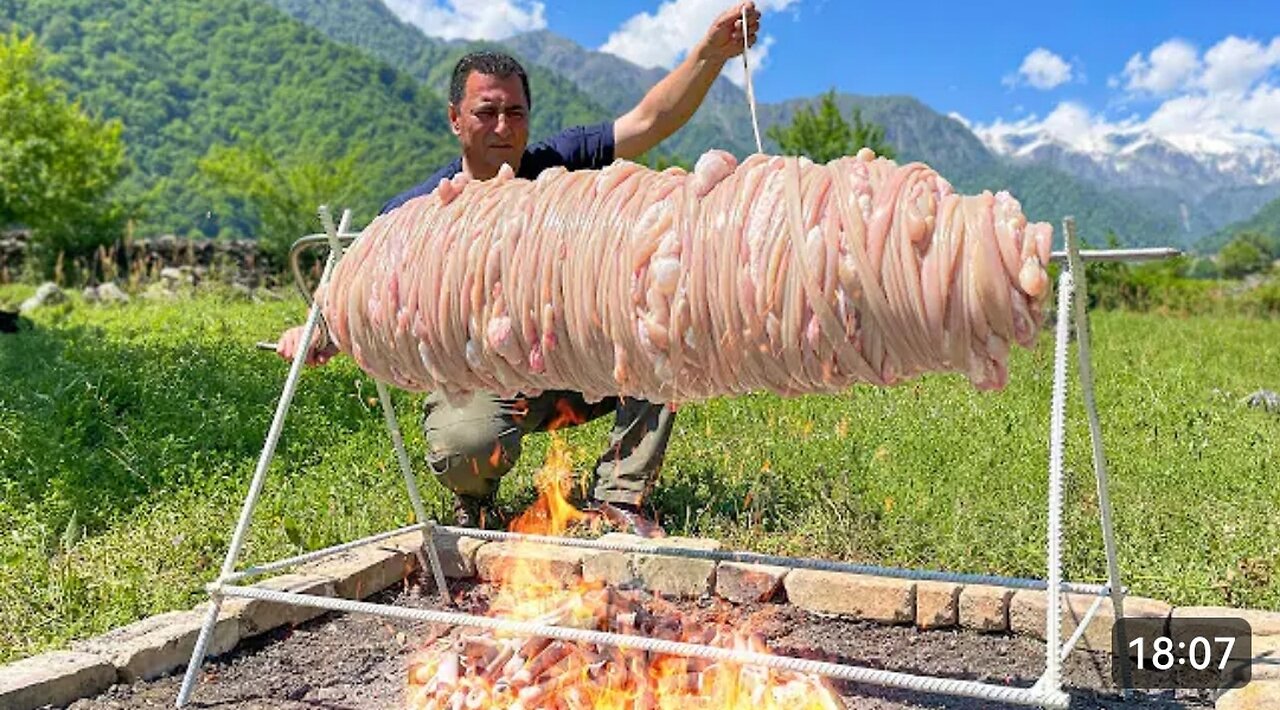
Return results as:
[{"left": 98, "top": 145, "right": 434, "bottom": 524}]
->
[{"left": 3, "top": 532, "right": 1278, "bottom": 709}]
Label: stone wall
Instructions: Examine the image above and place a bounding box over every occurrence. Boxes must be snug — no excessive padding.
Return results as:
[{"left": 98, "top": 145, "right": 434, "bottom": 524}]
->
[{"left": 0, "top": 230, "right": 270, "bottom": 286}]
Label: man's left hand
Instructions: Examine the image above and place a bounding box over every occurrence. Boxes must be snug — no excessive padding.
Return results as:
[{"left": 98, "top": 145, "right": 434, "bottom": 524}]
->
[{"left": 698, "top": 2, "right": 761, "bottom": 64}]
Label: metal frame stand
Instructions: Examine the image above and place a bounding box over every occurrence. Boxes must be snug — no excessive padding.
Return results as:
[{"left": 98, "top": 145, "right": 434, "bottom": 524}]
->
[{"left": 176, "top": 211, "right": 1172, "bottom": 709}]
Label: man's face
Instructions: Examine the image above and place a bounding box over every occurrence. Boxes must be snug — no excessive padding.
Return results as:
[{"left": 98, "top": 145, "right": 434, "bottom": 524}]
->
[{"left": 449, "top": 71, "right": 529, "bottom": 179}]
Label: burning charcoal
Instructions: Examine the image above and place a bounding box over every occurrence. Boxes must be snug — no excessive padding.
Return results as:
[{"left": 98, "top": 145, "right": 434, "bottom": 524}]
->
[
  {"left": 602, "top": 656, "right": 630, "bottom": 693},
  {"left": 561, "top": 685, "right": 592, "bottom": 710},
  {"left": 634, "top": 681, "right": 658, "bottom": 710},
  {"left": 745, "top": 631, "right": 770, "bottom": 654},
  {"left": 651, "top": 621, "right": 683, "bottom": 642},
  {"left": 739, "top": 666, "right": 770, "bottom": 705},
  {"left": 814, "top": 678, "right": 846, "bottom": 710},
  {"left": 684, "top": 670, "right": 703, "bottom": 693},
  {"left": 481, "top": 642, "right": 516, "bottom": 681},
  {"left": 535, "top": 648, "right": 586, "bottom": 686},
  {"left": 455, "top": 635, "right": 500, "bottom": 667},
  {"left": 408, "top": 683, "right": 434, "bottom": 708},
  {"left": 435, "top": 651, "right": 460, "bottom": 687},
  {"left": 514, "top": 640, "right": 571, "bottom": 685},
  {"left": 517, "top": 634, "right": 551, "bottom": 662},
  {"left": 411, "top": 660, "right": 438, "bottom": 686},
  {"left": 512, "top": 669, "right": 579, "bottom": 710},
  {"left": 685, "top": 625, "right": 717, "bottom": 645},
  {"left": 703, "top": 662, "right": 744, "bottom": 704},
  {"left": 614, "top": 611, "right": 638, "bottom": 635}
]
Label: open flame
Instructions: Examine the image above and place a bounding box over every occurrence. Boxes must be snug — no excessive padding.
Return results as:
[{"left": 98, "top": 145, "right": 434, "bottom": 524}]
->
[{"left": 408, "top": 436, "right": 843, "bottom": 709}]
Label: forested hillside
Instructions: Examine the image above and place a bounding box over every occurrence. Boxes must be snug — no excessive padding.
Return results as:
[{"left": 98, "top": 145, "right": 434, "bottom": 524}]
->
[
  {"left": 1, "top": 0, "right": 458, "bottom": 240},
  {"left": 1200, "top": 195, "right": 1280, "bottom": 254},
  {"left": 764, "top": 94, "right": 1182, "bottom": 247},
  {"left": 263, "top": 0, "right": 613, "bottom": 144},
  {"left": 0, "top": 0, "right": 1197, "bottom": 248}
]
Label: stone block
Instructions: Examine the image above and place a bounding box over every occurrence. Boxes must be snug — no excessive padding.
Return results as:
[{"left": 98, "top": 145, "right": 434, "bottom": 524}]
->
[
  {"left": 1173, "top": 607, "right": 1280, "bottom": 637},
  {"left": 784, "top": 571, "right": 916, "bottom": 624},
  {"left": 715, "top": 562, "right": 787, "bottom": 604},
  {"left": 634, "top": 537, "right": 720, "bottom": 598},
  {"left": 211, "top": 574, "right": 336, "bottom": 638},
  {"left": 74, "top": 609, "right": 240, "bottom": 683},
  {"left": 1254, "top": 635, "right": 1280, "bottom": 681},
  {"left": 1217, "top": 680, "right": 1280, "bottom": 709},
  {"left": 430, "top": 533, "right": 488, "bottom": 579},
  {"left": 0, "top": 651, "right": 116, "bottom": 710},
  {"left": 301, "top": 544, "right": 414, "bottom": 600},
  {"left": 582, "top": 533, "right": 645, "bottom": 587},
  {"left": 475, "top": 542, "right": 585, "bottom": 587},
  {"left": 916, "top": 581, "right": 961, "bottom": 629},
  {"left": 1009, "top": 591, "right": 1170, "bottom": 654},
  {"left": 959, "top": 584, "right": 1014, "bottom": 633}
]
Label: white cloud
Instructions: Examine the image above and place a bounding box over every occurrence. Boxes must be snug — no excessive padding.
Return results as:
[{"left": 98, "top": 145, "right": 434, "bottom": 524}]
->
[
  {"left": 1005, "top": 48, "right": 1074, "bottom": 90},
  {"left": 1119, "top": 39, "right": 1200, "bottom": 95},
  {"left": 599, "top": 0, "right": 799, "bottom": 87},
  {"left": 1142, "top": 89, "right": 1280, "bottom": 152},
  {"left": 978, "top": 102, "right": 1138, "bottom": 153},
  {"left": 722, "top": 35, "right": 774, "bottom": 87},
  {"left": 978, "top": 35, "right": 1280, "bottom": 155},
  {"left": 381, "top": 0, "right": 546, "bottom": 41},
  {"left": 1199, "top": 36, "right": 1280, "bottom": 93}
]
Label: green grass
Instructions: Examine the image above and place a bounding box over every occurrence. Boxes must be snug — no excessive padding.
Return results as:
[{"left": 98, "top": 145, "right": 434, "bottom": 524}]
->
[{"left": 2, "top": 284, "right": 1278, "bottom": 663}]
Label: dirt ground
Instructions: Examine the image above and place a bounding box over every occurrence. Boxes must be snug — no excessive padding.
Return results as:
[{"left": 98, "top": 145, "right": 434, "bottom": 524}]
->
[{"left": 69, "top": 577, "right": 1216, "bottom": 710}]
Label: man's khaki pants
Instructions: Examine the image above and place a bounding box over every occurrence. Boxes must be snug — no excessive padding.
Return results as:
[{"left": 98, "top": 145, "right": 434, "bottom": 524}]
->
[{"left": 421, "top": 390, "right": 675, "bottom": 506}]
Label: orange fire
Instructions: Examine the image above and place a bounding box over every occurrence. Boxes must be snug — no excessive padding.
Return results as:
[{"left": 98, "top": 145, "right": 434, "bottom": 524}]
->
[{"left": 407, "top": 435, "right": 843, "bottom": 709}]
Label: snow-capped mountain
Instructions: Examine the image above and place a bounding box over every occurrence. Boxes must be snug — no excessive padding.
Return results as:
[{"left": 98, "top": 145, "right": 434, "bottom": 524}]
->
[{"left": 973, "top": 125, "right": 1280, "bottom": 236}]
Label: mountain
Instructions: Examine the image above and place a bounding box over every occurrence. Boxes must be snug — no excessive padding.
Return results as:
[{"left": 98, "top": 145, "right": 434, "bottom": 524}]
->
[
  {"left": 0, "top": 0, "right": 1218, "bottom": 249},
  {"left": 221, "top": 3, "right": 1201, "bottom": 247},
  {"left": 503, "top": 31, "right": 1181, "bottom": 246},
  {"left": 976, "top": 125, "right": 1280, "bottom": 243},
  {"left": 504, "top": 30, "right": 760, "bottom": 159},
  {"left": 1, "top": 0, "right": 458, "bottom": 238},
  {"left": 1199, "top": 194, "right": 1280, "bottom": 254},
  {"left": 262, "top": 2, "right": 613, "bottom": 149},
  {"left": 761, "top": 94, "right": 997, "bottom": 177}
]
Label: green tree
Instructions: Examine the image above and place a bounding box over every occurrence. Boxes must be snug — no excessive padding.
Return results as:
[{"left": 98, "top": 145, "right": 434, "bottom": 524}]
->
[
  {"left": 1218, "top": 233, "right": 1272, "bottom": 279},
  {"left": 198, "top": 138, "right": 363, "bottom": 264},
  {"left": 767, "top": 90, "right": 895, "bottom": 163},
  {"left": 0, "top": 30, "right": 127, "bottom": 264},
  {"left": 636, "top": 150, "right": 692, "bottom": 171}
]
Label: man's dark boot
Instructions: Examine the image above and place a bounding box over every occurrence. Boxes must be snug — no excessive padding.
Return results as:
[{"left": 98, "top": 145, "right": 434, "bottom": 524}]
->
[
  {"left": 591, "top": 500, "right": 665, "bottom": 538},
  {"left": 452, "top": 493, "right": 500, "bottom": 529}
]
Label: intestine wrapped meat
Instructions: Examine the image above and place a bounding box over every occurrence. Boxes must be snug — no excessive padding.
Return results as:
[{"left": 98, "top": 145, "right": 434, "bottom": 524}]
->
[{"left": 318, "top": 148, "right": 1053, "bottom": 404}]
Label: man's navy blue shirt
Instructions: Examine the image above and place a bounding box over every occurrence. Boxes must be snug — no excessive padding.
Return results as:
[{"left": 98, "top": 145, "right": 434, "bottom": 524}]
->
[{"left": 379, "top": 122, "right": 616, "bottom": 215}]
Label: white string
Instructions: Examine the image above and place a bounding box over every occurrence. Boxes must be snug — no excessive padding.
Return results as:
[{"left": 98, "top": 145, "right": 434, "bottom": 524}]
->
[{"left": 740, "top": 4, "right": 764, "bottom": 154}]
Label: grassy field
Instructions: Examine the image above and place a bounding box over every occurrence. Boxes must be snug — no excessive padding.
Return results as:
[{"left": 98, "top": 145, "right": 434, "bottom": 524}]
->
[{"left": 2, "top": 283, "right": 1278, "bottom": 663}]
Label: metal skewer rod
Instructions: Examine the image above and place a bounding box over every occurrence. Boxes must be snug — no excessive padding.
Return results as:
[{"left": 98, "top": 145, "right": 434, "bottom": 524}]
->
[{"left": 1048, "top": 246, "right": 1180, "bottom": 263}]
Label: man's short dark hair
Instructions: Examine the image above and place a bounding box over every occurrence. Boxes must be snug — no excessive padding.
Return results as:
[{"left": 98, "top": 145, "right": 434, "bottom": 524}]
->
[{"left": 449, "top": 51, "right": 532, "bottom": 110}]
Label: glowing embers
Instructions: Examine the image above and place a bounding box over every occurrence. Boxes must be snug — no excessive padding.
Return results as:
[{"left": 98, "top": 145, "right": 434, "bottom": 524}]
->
[
  {"left": 406, "top": 590, "right": 844, "bottom": 710},
  {"left": 406, "top": 438, "right": 841, "bottom": 709}
]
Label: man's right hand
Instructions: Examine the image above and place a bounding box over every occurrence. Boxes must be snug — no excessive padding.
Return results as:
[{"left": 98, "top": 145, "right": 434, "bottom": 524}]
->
[{"left": 276, "top": 325, "right": 339, "bottom": 366}]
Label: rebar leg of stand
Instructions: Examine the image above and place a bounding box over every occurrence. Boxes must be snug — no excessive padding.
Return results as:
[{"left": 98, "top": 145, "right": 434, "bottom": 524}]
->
[
  {"left": 374, "top": 380, "right": 451, "bottom": 605},
  {"left": 175, "top": 281, "right": 330, "bottom": 706},
  {"left": 1042, "top": 268, "right": 1074, "bottom": 697},
  {"left": 1064, "top": 218, "right": 1132, "bottom": 697},
  {"left": 176, "top": 208, "right": 348, "bottom": 707}
]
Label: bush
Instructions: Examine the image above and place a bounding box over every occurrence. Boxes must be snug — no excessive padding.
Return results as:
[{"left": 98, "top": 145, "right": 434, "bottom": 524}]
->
[
  {"left": 0, "top": 31, "right": 127, "bottom": 269},
  {"left": 1220, "top": 238, "right": 1269, "bottom": 278},
  {"left": 1081, "top": 250, "right": 1275, "bottom": 317}
]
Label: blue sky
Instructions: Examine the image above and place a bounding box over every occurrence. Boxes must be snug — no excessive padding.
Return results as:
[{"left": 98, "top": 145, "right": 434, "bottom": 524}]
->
[{"left": 382, "top": 0, "right": 1280, "bottom": 152}]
